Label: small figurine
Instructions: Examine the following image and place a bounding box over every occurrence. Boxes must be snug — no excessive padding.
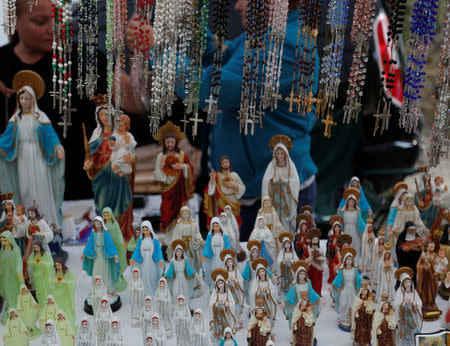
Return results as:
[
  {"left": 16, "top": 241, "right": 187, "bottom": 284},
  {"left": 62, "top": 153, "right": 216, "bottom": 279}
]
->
[
  {"left": 247, "top": 306, "right": 271, "bottom": 346},
  {"left": 258, "top": 196, "right": 287, "bottom": 256},
  {"left": 153, "top": 121, "right": 194, "bottom": 233},
  {"left": 173, "top": 296, "right": 191, "bottom": 346},
  {"left": 442, "top": 291, "right": 450, "bottom": 329},
  {"left": 330, "top": 247, "right": 363, "bottom": 331},
  {"left": 82, "top": 216, "right": 120, "bottom": 311},
  {"left": 306, "top": 228, "right": 325, "bottom": 296},
  {"left": 370, "top": 228, "right": 386, "bottom": 290},
  {"left": 55, "top": 311, "right": 75, "bottom": 346},
  {"left": 338, "top": 177, "right": 373, "bottom": 218},
  {"left": 283, "top": 260, "right": 321, "bottom": 327},
  {"left": 39, "top": 296, "right": 60, "bottom": 334},
  {"left": 262, "top": 135, "right": 300, "bottom": 233},
  {"left": 395, "top": 221, "right": 423, "bottom": 279},
  {"left": 76, "top": 316, "right": 96, "bottom": 346},
  {"left": 107, "top": 316, "right": 123, "bottom": 346},
  {"left": 130, "top": 268, "right": 144, "bottom": 327},
  {"left": 299, "top": 205, "right": 316, "bottom": 228},
  {"left": 90, "top": 276, "right": 106, "bottom": 319},
  {"left": 191, "top": 309, "right": 209, "bottom": 346},
  {"left": 50, "top": 258, "right": 76, "bottom": 329},
  {"left": 387, "top": 182, "right": 409, "bottom": 234},
  {"left": 291, "top": 292, "right": 315, "bottom": 346},
  {"left": 294, "top": 213, "right": 310, "bottom": 260},
  {"left": 168, "top": 206, "right": 205, "bottom": 273},
  {"left": 84, "top": 95, "right": 134, "bottom": 241},
  {"left": 108, "top": 114, "right": 137, "bottom": 176},
  {"left": 220, "top": 212, "right": 240, "bottom": 256},
  {"left": 221, "top": 249, "right": 245, "bottom": 329},
  {"left": 202, "top": 217, "right": 232, "bottom": 290},
  {"left": 3, "top": 308, "right": 30, "bottom": 346},
  {"left": 131, "top": 220, "right": 164, "bottom": 296},
  {"left": 416, "top": 240, "right": 441, "bottom": 320},
  {"left": 41, "top": 320, "right": 61, "bottom": 346},
  {"left": 16, "top": 284, "right": 39, "bottom": 339},
  {"left": 165, "top": 239, "right": 201, "bottom": 306},
  {"left": 0, "top": 196, "right": 15, "bottom": 233},
  {"left": 393, "top": 267, "right": 422, "bottom": 346},
  {"left": 12, "top": 204, "right": 28, "bottom": 255},
  {"left": 141, "top": 295, "right": 156, "bottom": 340},
  {"left": 0, "top": 231, "right": 23, "bottom": 321},
  {"left": 126, "top": 227, "right": 141, "bottom": 264},
  {"left": 154, "top": 278, "right": 173, "bottom": 337},
  {"left": 27, "top": 240, "right": 54, "bottom": 308},
  {"left": 351, "top": 284, "right": 375, "bottom": 346},
  {"left": 434, "top": 248, "right": 448, "bottom": 281},
  {"left": 338, "top": 188, "right": 366, "bottom": 262},
  {"left": 329, "top": 234, "right": 353, "bottom": 287},
  {"left": 25, "top": 206, "right": 54, "bottom": 254},
  {"left": 276, "top": 232, "right": 299, "bottom": 298},
  {"left": 204, "top": 155, "right": 246, "bottom": 228},
  {"left": 250, "top": 216, "right": 276, "bottom": 264},
  {"left": 375, "top": 242, "right": 396, "bottom": 302},
  {"left": 147, "top": 314, "right": 167, "bottom": 345},
  {"left": 102, "top": 207, "right": 127, "bottom": 292},
  {"left": 224, "top": 205, "right": 245, "bottom": 259},
  {"left": 0, "top": 71, "right": 65, "bottom": 231},
  {"left": 360, "top": 218, "right": 376, "bottom": 278},
  {"left": 95, "top": 297, "right": 113, "bottom": 345},
  {"left": 326, "top": 215, "right": 343, "bottom": 284},
  {"left": 439, "top": 223, "right": 450, "bottom": 263},
  {"left": 433, "top": 208, "right": 449, "bottom": 244},
  {"left": 433, "top": 176, "right": 448, "bottom": 206},
  {"left": 438, "top": 271, "right": 450, "bottom": 300},
  {"left": 220, "top": 326, "right": 237, "bottom": 346},
  {"left": 375, "top": 301, "right": 398, "bottom": 346}
]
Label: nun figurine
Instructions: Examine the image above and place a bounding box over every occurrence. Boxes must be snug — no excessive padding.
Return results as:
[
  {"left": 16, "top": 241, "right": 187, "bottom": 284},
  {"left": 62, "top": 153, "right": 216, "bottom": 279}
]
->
[
  {"left": 147, "top": 314, "right": 167, "bottom": 345},
  {"left": 130, "top": 268, "right": 145, "bottom": 327},
  {"left": 41, "top": 320, "right": 61, "bottom": 346},
  {"left": 76, "top": 317, "right": 96, "bottom": 346},
  {"left": 130, "top": 220, "right": 164, "bottom": 296},
  {"left": 219, "top": 327, "right": 238, "bottom": 346},
  {"left": 107, "top": 316, "right": 123, "bottom": 346},
  {"left": 202, "top": 217, "right": 232, "bottom": 290},
  {"left": 3, "top": 308, "right": 29, "bottom": 346},
  {"left": 190, "top": 309, "right": 209, "bottom": 346},
  {"left": 142, "top": 295, "right": 156, "bottom": 340},
  {"left": 95, "top": 297, "right": 113, "bottom": 345},
  {"left": 173, "top": 296, "right": 191, "bottom": 346},
  {"left": 154, "top": 278, "right": 172, "bottom": 337},
  {"left": 16, "top": 284, "right": 40, "bottom": 339},
  {"left": 276, "top": 232, "right": 299, "bottom": 298}
]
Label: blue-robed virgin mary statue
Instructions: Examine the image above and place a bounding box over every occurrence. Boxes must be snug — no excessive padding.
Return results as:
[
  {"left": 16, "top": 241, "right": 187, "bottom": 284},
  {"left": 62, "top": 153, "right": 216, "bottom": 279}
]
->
[{"left": 0, "top": 71, "right": 65, "bottom": 229}]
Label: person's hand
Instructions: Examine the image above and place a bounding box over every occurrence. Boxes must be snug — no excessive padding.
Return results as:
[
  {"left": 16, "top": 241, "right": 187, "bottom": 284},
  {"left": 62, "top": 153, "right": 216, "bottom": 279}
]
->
[
  {"left": 0, "top": 81, "right": 15, "bottom": 98},
  {"left": 209, "top": 169, "right": 216, "bottom": 183},
  {"left": 114, "top": 255, "right": 119, "bottom": 263},
  {"left": 57, "top": 147, "right": 64, "bottom": 159},
  {"left": 126, "top": 13, "right": 154, "bottom": 53},
  {"left": 124, "top": 153, "right": 136, "bottom": 164},
  {"left": 83, "top": 159, "right": 93, "bottom": 171}
]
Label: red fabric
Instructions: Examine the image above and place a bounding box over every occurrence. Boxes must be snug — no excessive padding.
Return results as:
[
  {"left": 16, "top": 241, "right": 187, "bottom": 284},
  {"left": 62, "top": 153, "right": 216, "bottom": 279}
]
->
[
  {"left": 328, "top": 253, "right": 340, "bottom": 284},
  {"left": 117, "top": 204, "right": 134, "bottom": 242},
  {"left": 91, "top": 133, "right": 112, "bottom": 172},
  {"left": 445, "top": 307, "right": 450, "bottom": 323},
  {"left": 308, "top": 266, "right": 323, "bottom": 296}
]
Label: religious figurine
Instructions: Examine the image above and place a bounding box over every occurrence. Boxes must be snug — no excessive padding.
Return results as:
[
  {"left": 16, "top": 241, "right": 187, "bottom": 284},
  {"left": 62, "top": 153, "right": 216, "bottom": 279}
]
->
[
  {"left": 209, "top": 268, "right": 237, "bottom": 342},
  {"left": 276, "top": 232, "right": 298, "bottom": 298},
  {"left": 220, "top": 327, "right": 237, "bottom": 346},
  {"left": 76, "top": 317, "right": 96, "bottom": 346},
  {"left": 191, "top": 309, "right": 209, "bottom": 346},
  {"left": 438, "top": 271, "right": 450, "bottom": 300},
  {"left": 387, "top": 182, "right": 409, "bottom": 235},
  {"left": 107, "top": 316, "right": 123, "bottom": 346},
  {"left": 153, "top": 121, "right": 194, "bottom": 233},
  {"left": 442, "top": 296, "right": 450, "bottom": 330},
  {"left": 331, "top": 247, "right": 363, "bottom": 331},
  {"left": 351, "top": 284, "right": 375, "bottom": 346},
  {"left": 95, "top": 297, "right": 113, "bottom": 345},
  {"left": 55, "top": 311, "right": 75, "bottom": 346},
  {"left": 173, "top": 296, "right": 191, "bottom": 346},
  {"left": 0, "top": 231, "right": 23, "bottom": 320},
  {"left": 0, "top": 196, "right": 15, "bottom": 233},
  {"left": 294, "top": 213, "right": 311, "bottom": 260},
  {"left": 25, "top": 206, "right": 54, "bottom": 254},
  {"left": 371, "top": 294, "right": 397, "bottom": 346},
  {"left": 338, "top": 188, "right": 366, "bottom": 262},
  {"left": 262, "top": 135, "right": 300, "bottom": 233},
  {"left": 433, "top": 176, "right": 448, "bottom": 206},
  {"left": 130, "top": 268, "right": 144, "bottom": 327},
  {"left": 393, "top": 267, "right": 422, "bottom": 346},
  {"left": 50, "top": 258, "right": 76, "bottom": 329},
  {"left": 247, "top": 306, "right": 271, "bottom": 346},
  {"left": 438, "top": 223, "right": 450, "bottom": 265},
  {"left": 204, "top": 155, "right": 246, "bottom": 228},
  {"left": 90, "top": 276, "right": 106, "bottom": 319},
  {"left": 84, "top": 95, "right": 134, "bottom": 241},
  {"left": 39, "top": 296, "right": 60, "bottom": 334},
  {"left": 375, "top": 242, "right": 396, "bottom": 302},
  {"left": 41, "top": 320, "right": 61, "bottom": 346},
  {"left": 299, "top": 206, "right": 316, "bottom": 228},
  {"left": 167, "top": 206, "right": 204, "bottom": 273},
  {"left": 0, "top": 71, "right": 65, "bottom": 231},
  {"left": 326, "top": 215, "right": 343, "bottom": 284},
  {"left": 258, "top": 196, "right": 287, "bottom": 256},
  {"left": 130, "top": 220, "right": 164, "bottom": 296},
  {"left": 291, "top": 292, "right": 315, "bottom": 346},
  {"left": 306, "top": 228, "right": 325, "bottom": 296},
  {"left": 27, "top": 240, "right": 54, "bottom": 309},
  {"left": 370, "top": 228, "right": 386, "bottom": 290},
  {"left": 433, "top": 208, "right": 449, "bottom": 244},
  {"left": 141, "top": 295, "right": 156, "bottom": 340},
  {"left": 164, "top": 239, "right": 200, "bottom": 306},
  {"left": 202, "top": 217, "right": 232, "bottom": 289},
  {"left": 223, "top": 205, "right": 246, "bottom": 260},
  {"left": 154, "top": 278, "right": 172, "bottom": 337},
  {"left": 220, "top": 212, "right": 240, "bottom": 256},
  {"left": 360, "top": 218, "right": 376, "bottom": 278},
  {"left": 338, "top": 177, "right": 373, "bottom": 219},
  {"left": 82, "top": 216, "right": 120, "bottom": 312},
  {"left": 126, "top": 227, "right": 141, "bottom": 264},
  {"left": 250, "top": 216, "right": 276, "bottom": 264},
  {"left": 283, "top": 260, "right": 321, "bottom": 328},
  {"left": 395, "top": 221, "right": 424, "bottom": 280},
  {"left": 416, "top": 240, "right": 441, "bottom": 320},
  {"left": 16, "top": 284, "right": 39, "bottom": 339},
  {"left": 108, "top": 114, "right": 136, "bottom": 176},
  {"left": 221, "top": 249, "right": 245, "bottom": 329},
  {"left": 329, "top": 234, "right": 353, "bottom": 288},
  {"left": 3, "top": 308, "right": 29, "bottom": 346},
  {"left": 435, "top": 248, "right": 448, "bottom": 281},
  {"left": 147, "top": 314, "right": 167, "bottom": 346},
  {"left": 102, "top": 207, "right": 127, "bottom": 292},
  {"left": 12, "top": 204, "right": 28, "bottom": 255}
]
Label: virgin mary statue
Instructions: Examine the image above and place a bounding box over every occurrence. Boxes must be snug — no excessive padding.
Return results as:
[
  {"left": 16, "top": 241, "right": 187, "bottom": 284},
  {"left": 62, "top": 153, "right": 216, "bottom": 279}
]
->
[{"left": 0, "top": 71, "right": 64, "bottom": 229}]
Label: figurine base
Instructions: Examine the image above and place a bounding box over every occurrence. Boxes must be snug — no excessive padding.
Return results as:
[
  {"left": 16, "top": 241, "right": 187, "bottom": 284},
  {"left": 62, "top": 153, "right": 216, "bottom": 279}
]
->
[
  {"left": 338, "top": 323, "right": 351, "bottom": 332},
  {"left": 422, "top": 309, "right": 442, "bottom": 322},
  {"left": 84, "top": 295, "right": 122, "bottom": 315}
]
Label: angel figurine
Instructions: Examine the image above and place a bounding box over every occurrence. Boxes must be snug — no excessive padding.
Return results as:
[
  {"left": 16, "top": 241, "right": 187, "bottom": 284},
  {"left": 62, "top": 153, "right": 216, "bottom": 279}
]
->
[
  {"left": 173, "top": 296, "right": 191, "bottom": 346},
  {"left": 247, "top": 306, "right": 271, "bottom": 346},
  {"left": 276, "top": 232, "right": 299, "bottom": 298},
  {"left": 153, "top": 121, "right": 194, "bottom": 233},
  {"left": 108, "top": 114, "right": 136, "bottom": 176},
  {"left": 16, "top": 285, "right": 39, "bottom": 339},
  {"left": 130, "top": 268, "right": 144, "bottom": 327},
  {"left": 2, "top": 308, "right": 29, "bottom": 346},
  {"left": 76, "top": 316, "right": 96, "bottom": 346},
  {"left": 191, "top": 309, "right": 209, "bottom": 346},
  {"left": 0, "top": 71, "right": 65, "bottom": 231},
  {"left": 250, "top": 216, "right": 276, "bottom": 264},
  {"left": 326, "top": 215, "right": 343, "bottom": 284},
  {"left": 262, "top": 135, "right": 300, "bottom": 233},
  {"left": 291, "top": 293, "right": 315, "bottom": 346},
  {"left": 141, "top": 296, "right": 156, "bottom": 340},
  {"left": 154, "top": 278, "right": 172, "bottom": 337},
  {"left": 351, "top": 284, "right": 375, "bottom": 346}
]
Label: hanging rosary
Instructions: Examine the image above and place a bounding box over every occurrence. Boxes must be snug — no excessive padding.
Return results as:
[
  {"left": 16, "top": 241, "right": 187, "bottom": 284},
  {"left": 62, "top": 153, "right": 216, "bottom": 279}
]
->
[
  {"left": 205, "top": 0, "right": 231, "bottom": 124},
  {"left": 2, "top": 0, "right": 16, "bottom": 36},
  {"left": 342, "top": 0, "right": 376, "bottom": 124},
  {"left": 400, "top": 0, "right": 438, "bottom": 133},
  {"left": 429, "top": 4, "right": 449, "bottom": 167},
  {"left": 286, "top": 0, "right": 321, "bottom": 116},
  {"left": 51, "top": 0, "right": 74, "bottom": 138}
]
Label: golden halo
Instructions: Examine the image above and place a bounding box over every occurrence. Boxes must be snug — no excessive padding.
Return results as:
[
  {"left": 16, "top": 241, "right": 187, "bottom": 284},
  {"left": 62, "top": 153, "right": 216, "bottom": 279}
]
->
[
  {"left": 269, "top": 134, "right": 292, "bottom": 152},
  {"left": 296, "top": 213, "right": 310, "bottom": 225},
  {"left": 247, "top": 240, "right": 261, "bottom": 252},
  {"left": 278, "top": 231, "right": 293, "bottom": 243},
  {"left": 13, "top": 70, "right": 45, "bottom": 100},
  {"left": 153, "top": 121, "right": 186, "bottom": 146},
  {"left": 341, "top": 247, "right": 357, "bottom": 259},
  {"left": 395, "top": 267, "right": 414, "bottom": 281},
  {"left": 329, "top": 215, "right": 344, "bottom": 226},
  {"left": 211, "top": 268, "right": 229, "bottom": 282},
  {"left": 220, "top": 248, "right": 236, "bottom": 262},
  {"left": 251, "top": 257, "right": 268, "bottom": 271},
  {"left": 292, "top": 260, "right": 309, "bottom": 273},
  {"left": 336, "top": 234, "right": 352, "bottom": 248},
  {"left": 300, "top": 205, "right": 313, "bottom": 214},
  {"left": 343, "top": 187, "right": 361, "bottom": 202},
  {"left": 307, "top": 228, "right": 321, "bottom": 240},
  {"left": 393, "top": 182, "right": 408, "bottom": 196},
  {"left": 171, "top": 239, "right": 186, "bottom": 251}
]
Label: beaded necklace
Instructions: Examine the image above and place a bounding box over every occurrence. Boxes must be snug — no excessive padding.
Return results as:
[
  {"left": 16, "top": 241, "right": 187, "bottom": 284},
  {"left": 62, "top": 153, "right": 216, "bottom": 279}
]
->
[{"left": 3, "top": 0, "right": 16, "bottom": 36}]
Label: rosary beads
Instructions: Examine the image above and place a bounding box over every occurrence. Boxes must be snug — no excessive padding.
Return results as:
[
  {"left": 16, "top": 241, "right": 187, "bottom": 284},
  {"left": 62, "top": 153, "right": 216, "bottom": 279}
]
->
[{"left": 2, "top": 0, "right": 16, "bottom": 36}]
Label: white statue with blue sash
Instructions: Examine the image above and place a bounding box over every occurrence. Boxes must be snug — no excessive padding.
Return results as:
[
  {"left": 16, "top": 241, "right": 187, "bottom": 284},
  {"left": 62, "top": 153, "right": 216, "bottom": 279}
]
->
[
  {"left": 338, "top": 177, "right": 372, "bottom": 219},
  {"left": 387, "top": 182, "right": 409, "bottom": 234}
]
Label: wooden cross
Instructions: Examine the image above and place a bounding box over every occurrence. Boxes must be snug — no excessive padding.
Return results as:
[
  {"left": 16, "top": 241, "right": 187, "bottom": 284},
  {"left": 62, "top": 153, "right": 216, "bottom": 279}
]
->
[
  {"left": 301, "top": 90, "right": 317, "bottom": 115},
  {"left": 189, "top": 111, "right": 204, "bottom": 138},
  {"left": 372, "top": 112, "right": 382, "bottom": 136},
  {"left": 285, "top": 90, "right": 299, "bottom": 113},
  {"left": 321, "top": 112, "right": 337, "bottom": 138}
]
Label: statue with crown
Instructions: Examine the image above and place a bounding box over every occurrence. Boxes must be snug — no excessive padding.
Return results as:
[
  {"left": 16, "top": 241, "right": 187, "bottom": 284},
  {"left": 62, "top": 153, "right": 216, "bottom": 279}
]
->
[
  {"left": 83, "top": 95, "right": 135, "bottom": 241},
  {"left": 0, "top": 71, "right": 65, "bottom": 231}
]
